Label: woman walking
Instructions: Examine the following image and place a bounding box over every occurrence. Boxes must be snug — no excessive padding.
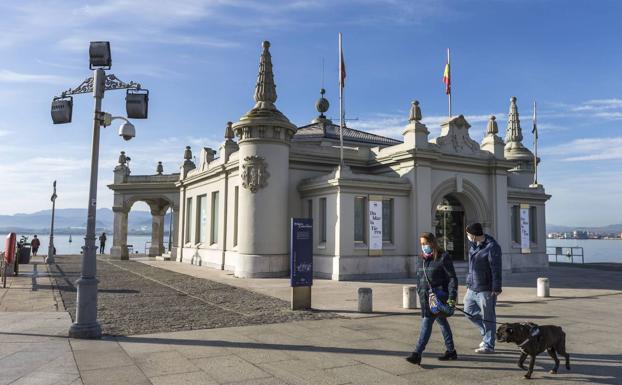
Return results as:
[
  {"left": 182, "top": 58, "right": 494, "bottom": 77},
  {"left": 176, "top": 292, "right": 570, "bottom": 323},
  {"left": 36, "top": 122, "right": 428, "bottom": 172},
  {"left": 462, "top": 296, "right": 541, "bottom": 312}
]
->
[{"left": 406, "top": 232, "right": 459, "bottom": 365}]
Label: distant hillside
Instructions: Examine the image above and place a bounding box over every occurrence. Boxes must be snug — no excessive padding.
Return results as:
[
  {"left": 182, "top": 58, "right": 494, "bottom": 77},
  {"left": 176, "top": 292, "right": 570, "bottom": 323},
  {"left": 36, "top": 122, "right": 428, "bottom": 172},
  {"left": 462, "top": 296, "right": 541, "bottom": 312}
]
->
[
  {"left": 547, "top": 223, "right": 622, "bottom": 234},
  {"left": 0, "top": 208, "right": 171, "bottom": 233}
]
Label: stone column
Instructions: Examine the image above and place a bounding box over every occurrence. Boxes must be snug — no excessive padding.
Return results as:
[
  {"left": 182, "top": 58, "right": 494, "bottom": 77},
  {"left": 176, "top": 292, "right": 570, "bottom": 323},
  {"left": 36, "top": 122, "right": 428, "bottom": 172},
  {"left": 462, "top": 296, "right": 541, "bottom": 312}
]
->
[
  {"left": 170, "top": 205, "right": 180, "bottom": 261},
  {"left": 149, "top": 206, "right": 167, "bottom": 257},
  {"left": 110, "top": 206, "right": 129, "bottom": 260}
]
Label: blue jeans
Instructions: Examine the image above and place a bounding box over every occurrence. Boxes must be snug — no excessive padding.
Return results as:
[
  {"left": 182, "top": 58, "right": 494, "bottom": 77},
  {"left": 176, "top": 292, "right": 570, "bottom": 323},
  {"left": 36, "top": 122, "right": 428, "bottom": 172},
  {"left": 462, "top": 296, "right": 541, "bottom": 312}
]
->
[
  {"left": 463, "top": 288, "right": 497, "bottom": 349},
  {"left": 415, "top": 316, "right": 455, "bottom": 354}
]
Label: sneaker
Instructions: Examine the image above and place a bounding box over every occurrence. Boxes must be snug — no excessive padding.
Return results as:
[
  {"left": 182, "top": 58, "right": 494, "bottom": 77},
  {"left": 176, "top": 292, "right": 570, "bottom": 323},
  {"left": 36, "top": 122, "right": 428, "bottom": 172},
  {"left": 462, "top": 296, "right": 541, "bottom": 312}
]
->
[
  {"left": 479, "top": 341, "right": 486, "bottom": 348},
  {"left": 475, "top": 346, "right": 495, "bottom": 354},
  {"left": 405, "top": 352, "right": 422, "bottom": 365},
  {"left": 438, "top": 350, "right": 458, "bottom": 361}
]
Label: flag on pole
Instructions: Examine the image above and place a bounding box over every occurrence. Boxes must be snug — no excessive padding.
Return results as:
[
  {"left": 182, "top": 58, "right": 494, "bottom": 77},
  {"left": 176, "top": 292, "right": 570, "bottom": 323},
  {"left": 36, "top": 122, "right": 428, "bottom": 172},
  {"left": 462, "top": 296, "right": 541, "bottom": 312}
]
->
[
  {"left": 443, "top": 52, "right": 451, "bottom": 95},
  {"left": 340, "top": 42, "right": 346, "bottom": 89},
  {"left": 51, "top": 180, "right": 57, "bottom": 202},
  {"left": 532, "top": 101, "right": 538, "bottom": 139}
]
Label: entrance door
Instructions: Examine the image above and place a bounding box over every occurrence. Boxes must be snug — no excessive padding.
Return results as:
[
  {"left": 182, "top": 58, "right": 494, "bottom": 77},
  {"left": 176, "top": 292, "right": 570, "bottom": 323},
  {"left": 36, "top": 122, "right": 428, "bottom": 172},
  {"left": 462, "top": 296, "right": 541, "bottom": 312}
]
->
[{"left": 434, "top": 195, "right": 465, "bottom": 261}]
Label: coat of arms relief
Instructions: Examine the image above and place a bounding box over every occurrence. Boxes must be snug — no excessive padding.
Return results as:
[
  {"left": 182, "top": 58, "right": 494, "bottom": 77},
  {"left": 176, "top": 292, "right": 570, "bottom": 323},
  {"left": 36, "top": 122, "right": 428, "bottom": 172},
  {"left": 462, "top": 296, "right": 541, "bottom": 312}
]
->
[{"left": 241, "top": 155, "right": 269, "bottom": 193}]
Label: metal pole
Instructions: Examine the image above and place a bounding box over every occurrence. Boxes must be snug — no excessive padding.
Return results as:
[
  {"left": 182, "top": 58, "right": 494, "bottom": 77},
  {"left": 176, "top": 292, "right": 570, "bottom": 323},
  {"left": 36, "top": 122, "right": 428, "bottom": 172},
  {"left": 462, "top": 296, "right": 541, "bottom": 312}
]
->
[
  {"left": 168, "top": 206, "right": 173, "bottom": 252},
  {"left": 339, "top": 32, "right": 344, "bottom": 165},
  {"left": 46, "top": 181, "right": 57, "bottom": 264},
  {"left": 448, "top": 48, "right": 452, "bottom": 118},
  {"left": 69, "top": 68, "right": 104, "bottom": 339},
  {"left": 533, "top": 100, "right": 538, "bottom": 186}
]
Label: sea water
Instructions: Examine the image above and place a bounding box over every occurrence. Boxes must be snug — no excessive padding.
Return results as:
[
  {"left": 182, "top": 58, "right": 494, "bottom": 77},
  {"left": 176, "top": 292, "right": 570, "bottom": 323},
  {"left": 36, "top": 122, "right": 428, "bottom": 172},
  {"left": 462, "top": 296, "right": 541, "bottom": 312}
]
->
[{"left": 15, "top": 234, "right": 156, "bottom": 256}]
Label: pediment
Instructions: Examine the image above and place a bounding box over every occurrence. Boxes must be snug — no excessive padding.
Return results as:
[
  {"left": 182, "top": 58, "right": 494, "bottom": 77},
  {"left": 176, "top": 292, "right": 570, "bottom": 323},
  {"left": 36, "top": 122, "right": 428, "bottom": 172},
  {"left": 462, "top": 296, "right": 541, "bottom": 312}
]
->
[{"left": 432, "top": 115, "right": 486, "bottom": 157}]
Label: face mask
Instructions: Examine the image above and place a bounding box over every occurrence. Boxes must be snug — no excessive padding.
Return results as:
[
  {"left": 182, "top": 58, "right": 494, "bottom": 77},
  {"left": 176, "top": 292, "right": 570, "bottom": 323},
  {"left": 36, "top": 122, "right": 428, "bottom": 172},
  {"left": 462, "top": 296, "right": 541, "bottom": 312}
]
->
[{"left": 422, "top": 245, "right": 433, "bottom": 255}]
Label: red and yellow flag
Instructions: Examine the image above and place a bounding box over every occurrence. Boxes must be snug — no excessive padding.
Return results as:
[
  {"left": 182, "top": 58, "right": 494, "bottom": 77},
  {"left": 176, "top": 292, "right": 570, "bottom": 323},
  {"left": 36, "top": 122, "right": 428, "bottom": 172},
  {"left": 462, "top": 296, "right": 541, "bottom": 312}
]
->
[{"left": 443, "top": 60, "right": 450, "bottom": 95}]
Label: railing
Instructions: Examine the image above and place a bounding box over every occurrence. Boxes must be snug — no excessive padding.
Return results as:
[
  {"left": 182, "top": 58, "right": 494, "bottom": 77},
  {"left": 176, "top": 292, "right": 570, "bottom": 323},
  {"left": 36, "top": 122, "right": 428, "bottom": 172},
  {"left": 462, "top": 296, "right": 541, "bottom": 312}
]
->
[
  {"left": 144, "top": 241, "right": 151, "bottom": 255},
  {"left": 547, "top": 246, "right": 585, "bottom": 264}
]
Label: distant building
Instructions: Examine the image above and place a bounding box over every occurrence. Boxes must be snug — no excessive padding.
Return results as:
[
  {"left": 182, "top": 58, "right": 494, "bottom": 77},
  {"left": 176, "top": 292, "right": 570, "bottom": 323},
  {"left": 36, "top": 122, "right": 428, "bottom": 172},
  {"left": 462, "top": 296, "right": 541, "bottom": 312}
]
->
[
  {"left": 573, "top": 230, "right": 589, "bottom": 240},
  {"left": 108, "top": 41, "right": 551, "bottom": 280}
]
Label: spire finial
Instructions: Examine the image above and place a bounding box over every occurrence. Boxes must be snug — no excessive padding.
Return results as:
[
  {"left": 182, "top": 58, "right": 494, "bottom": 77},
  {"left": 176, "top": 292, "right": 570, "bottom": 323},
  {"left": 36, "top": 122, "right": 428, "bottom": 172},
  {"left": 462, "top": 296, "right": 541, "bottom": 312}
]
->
[
  {"left": 408, "top": 100, "right": 422, "bottom": 122},
  {"left": 118, "top": 151, "right": 127, "bottom": 166},
  {"left": 253, "top": 40, "right": 277, "bottom": 109},
  {"left": 486, "top": 115, "right": 498, "bottom": 135},
  {"left": 315, "top": 88, "right": 329, "bottom": 118},
  {"left": 156, "top": 161, "right": 163, "bottom": 175},
  {"left": 505, "top": 96, "right": 523, "bottom": 143},
  {"left": 184, "top": 146, "right": 192, "bottom": 161},
  {"left": 224, "top": 121, "right": 234, "bottom": 140}
]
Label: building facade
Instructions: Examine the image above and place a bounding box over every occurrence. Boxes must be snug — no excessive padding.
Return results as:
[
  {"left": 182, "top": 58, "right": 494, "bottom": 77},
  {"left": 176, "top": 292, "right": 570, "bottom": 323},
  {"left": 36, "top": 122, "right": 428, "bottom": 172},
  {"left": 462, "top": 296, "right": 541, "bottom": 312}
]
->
[{"left": 110, "top": 40, "right": 551, "bottom": 280}]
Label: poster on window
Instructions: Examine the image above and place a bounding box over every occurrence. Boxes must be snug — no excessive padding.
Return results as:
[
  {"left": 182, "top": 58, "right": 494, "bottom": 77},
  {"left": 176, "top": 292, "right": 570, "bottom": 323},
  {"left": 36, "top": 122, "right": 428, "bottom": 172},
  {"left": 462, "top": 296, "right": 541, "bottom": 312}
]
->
[
  {"left": 369, "top": 198, "right": 383, "bottom": 255},
  {"left": 520, "top": 203, "right": 530, "bottom": 253}
]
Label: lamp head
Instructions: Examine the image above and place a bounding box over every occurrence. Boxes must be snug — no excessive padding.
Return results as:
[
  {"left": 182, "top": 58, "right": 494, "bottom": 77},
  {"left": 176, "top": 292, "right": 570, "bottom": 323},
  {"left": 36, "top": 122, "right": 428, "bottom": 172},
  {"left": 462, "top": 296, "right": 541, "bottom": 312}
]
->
[
  {"left": 89, "top": 41, "right": 111, "bottom": 69},
  {"left": 118, "top": 121, "right": 135, "bottom": 141}
]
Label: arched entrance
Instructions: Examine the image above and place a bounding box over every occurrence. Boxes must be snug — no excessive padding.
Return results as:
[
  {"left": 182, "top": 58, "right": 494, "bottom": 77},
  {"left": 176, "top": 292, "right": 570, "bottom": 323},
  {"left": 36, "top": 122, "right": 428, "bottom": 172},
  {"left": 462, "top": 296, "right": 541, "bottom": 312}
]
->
[{"left": 435, "top": 195, "right": 466, "bottom": 261}]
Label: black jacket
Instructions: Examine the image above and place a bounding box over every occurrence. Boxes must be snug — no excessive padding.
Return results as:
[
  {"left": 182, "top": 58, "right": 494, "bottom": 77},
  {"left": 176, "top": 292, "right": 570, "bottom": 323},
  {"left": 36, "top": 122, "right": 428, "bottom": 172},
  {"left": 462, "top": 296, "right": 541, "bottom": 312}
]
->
[
  {"left": 416, "top": 251, "right": 458, "bottom": 318},
  {"left": 466, "top": 234, "right": 502, "bottom": 293}
]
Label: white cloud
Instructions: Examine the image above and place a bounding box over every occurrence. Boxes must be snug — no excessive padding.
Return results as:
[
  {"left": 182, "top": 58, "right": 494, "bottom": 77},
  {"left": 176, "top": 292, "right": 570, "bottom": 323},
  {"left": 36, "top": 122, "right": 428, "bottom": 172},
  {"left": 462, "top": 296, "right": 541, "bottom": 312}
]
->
[
  {"left": 0, "top": 69, "right": 72, "bottom": 84},
  {"left": 540, "top": 137, "right": 622, "bottom": 161}
]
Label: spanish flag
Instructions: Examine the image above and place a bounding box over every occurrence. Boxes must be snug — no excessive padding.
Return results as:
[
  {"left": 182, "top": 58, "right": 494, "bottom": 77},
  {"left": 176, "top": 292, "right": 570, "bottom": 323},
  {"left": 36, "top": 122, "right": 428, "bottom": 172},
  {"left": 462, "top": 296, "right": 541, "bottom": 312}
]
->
[{"left": 443, "top": 53, "right": 451, "bottom": 95}]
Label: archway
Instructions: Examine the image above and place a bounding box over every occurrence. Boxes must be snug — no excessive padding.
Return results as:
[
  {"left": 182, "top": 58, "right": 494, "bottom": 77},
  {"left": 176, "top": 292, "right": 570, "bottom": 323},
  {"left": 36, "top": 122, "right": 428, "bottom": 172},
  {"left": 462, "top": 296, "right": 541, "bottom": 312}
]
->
[{"left": 435, "top": 195, "right": 466, "bottom": 261}]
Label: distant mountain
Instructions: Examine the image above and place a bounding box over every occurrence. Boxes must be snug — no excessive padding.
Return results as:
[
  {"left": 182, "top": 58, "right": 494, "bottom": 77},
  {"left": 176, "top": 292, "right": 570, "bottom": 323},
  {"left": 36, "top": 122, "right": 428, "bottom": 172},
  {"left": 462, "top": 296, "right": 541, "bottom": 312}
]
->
[
  {"left": 0, "top": 208, "right": 171, "bottom": 233},
  {"left": 547, "top": 223, "right": 622, "bottom": 234}
]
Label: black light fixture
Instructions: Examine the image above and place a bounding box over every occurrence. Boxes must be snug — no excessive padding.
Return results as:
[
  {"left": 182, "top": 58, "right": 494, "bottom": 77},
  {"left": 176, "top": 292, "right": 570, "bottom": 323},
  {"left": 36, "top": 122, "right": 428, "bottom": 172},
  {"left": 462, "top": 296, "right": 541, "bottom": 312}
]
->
[
  {"left": 51, "top": 96, "right": 73, "bottom": 124},
  {"left": 89, "top": 41, "right": 111, "bottom": 69},
  {"left": 126, "top": 89, "right": 149, "bottom": 119}
]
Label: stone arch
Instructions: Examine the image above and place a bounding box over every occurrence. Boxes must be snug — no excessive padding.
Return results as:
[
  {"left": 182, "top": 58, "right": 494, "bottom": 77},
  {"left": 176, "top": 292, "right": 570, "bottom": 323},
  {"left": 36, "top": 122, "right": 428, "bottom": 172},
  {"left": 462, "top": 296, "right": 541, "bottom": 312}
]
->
[{"left": 431, "top": 177, "right": 491, "bottom": 230}]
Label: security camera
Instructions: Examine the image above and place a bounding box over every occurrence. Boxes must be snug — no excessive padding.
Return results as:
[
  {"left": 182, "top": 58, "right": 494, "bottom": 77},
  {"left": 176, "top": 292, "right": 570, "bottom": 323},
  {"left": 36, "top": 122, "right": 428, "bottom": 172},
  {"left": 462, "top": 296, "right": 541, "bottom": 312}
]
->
[{"left": 118, "top": 121, "right": 135, "bottom": 141}]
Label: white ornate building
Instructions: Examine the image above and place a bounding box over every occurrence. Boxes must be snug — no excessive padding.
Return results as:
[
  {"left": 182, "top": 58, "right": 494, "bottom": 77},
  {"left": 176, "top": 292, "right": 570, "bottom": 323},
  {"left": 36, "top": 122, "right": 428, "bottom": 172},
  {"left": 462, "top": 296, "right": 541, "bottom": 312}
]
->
[{"left": 109, "top": 41, "right": 550, "bottom": 280}]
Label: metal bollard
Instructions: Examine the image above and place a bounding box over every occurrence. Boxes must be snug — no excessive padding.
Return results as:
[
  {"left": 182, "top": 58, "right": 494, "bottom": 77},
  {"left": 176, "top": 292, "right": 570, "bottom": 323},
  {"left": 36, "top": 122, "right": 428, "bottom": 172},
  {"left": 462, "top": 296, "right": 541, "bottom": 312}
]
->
[
  {"left": 403, "top": 285, "right": 417, "bottom": 309},
  {"left": 358, "top": 288, "right": 373, "bottom": 313},
  {"left": 537, "top": 277, "right": 550, "bottom": 297}
]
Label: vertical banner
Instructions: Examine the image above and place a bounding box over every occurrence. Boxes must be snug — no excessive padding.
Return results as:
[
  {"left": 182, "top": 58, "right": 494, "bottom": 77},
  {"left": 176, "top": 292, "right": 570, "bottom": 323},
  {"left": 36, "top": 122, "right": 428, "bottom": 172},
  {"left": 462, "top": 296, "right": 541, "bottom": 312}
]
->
[
  {"left": 520, "top": 203, "right": 531, "bottom": 254},
  {"left": 290, "top": 218, "right": 313, "bottom": 287},
  {"left": 369, "top": 196, "right": 383, "bottom": 256}
]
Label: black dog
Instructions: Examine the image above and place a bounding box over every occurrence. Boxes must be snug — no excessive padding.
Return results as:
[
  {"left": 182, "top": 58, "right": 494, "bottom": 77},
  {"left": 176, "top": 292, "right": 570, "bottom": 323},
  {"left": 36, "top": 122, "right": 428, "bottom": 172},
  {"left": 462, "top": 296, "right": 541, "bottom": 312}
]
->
[{"left": 496, "top": 322, "right": 570, "bottom": 379}]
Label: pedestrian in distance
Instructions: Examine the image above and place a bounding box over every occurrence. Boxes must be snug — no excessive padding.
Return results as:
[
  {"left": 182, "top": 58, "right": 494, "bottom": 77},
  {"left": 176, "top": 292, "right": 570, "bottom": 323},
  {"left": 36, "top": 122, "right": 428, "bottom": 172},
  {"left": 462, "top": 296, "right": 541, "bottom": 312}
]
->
[
  {"left": 406, "top": 232, "right": 458, "bottom": 365},
  {"left": 463, "top": 222, "right": 503, "bottom": 353},
  {"left": 99, "top": 232, "right": 107, "bottom": 254},
  {"left": 31, "top": 235, "right": 41, "bottom": 256}
]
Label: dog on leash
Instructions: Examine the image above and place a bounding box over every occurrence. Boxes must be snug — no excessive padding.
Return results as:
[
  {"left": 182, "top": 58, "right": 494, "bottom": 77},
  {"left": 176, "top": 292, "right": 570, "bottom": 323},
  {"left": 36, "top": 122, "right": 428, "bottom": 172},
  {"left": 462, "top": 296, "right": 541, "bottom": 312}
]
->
[{"left": 496, "top": 322, "right": 571, "bottom": 379}]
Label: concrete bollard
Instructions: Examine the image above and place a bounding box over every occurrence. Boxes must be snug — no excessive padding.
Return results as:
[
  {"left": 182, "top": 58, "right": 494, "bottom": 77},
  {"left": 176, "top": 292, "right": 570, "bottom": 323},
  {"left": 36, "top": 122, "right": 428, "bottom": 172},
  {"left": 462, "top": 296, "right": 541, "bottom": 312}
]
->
[
  {"left": 358, "top": 288, "right": 373, "bottom": 313},
  {"left": 403, "top": 285, "right": 418, "bottom": 309},
  {"left": 537, "top": 277, "right": 550, "bottom": 297}
]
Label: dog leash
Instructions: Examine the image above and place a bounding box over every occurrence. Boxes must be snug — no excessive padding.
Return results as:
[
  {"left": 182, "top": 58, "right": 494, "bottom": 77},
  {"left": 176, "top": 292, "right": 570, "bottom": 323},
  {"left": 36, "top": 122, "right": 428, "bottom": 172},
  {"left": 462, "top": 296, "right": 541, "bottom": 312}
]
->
[{"left": 452, "top": 305, "right": 503, "bottom": 326}]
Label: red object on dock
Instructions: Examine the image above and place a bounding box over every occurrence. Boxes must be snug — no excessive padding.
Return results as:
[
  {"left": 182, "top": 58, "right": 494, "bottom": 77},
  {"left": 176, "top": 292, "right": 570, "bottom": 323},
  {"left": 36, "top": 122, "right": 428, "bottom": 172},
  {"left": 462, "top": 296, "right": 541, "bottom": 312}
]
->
[{"left": 4, "top": 233, "right": 16, "bottom": 264}]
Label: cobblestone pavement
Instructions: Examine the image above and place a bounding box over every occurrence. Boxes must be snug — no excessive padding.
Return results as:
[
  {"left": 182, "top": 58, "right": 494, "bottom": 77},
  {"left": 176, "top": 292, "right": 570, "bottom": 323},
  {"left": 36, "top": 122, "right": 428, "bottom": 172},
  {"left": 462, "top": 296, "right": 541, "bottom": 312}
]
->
[{"left": 50, "top": 255, "right": 339, "bottom": 336}]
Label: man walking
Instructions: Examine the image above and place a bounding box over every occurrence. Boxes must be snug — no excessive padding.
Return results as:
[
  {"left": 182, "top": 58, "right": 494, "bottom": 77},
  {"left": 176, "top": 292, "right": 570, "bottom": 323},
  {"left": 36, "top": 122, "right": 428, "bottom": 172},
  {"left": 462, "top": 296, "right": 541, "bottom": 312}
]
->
[
  {"left": 99, "top": 232, "right": 107, "bottom": 254},
  {"left": 31, "top": 235, "right": 41, "bottom": 256},
  {"left": 463, "top": 222, "right": 502, "bottom": 353}
]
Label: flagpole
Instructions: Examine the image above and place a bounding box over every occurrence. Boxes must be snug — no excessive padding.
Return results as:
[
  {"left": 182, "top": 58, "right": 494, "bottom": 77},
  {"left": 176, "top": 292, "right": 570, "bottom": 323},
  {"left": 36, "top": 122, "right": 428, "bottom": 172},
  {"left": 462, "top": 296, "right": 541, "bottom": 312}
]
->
[
  {"left": 339, "top": 32, "right": 344, "bottom": 165},
  {"left": 447, "top": 48, "right": 452, "bottom": 118}
]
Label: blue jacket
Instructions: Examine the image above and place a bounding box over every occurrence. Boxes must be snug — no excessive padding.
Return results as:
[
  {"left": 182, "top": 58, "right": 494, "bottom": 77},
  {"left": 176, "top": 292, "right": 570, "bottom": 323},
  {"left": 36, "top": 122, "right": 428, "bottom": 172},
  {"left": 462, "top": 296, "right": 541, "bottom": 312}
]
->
[{"left": 466, "top": 234, "right": 502, "bottom": 293}]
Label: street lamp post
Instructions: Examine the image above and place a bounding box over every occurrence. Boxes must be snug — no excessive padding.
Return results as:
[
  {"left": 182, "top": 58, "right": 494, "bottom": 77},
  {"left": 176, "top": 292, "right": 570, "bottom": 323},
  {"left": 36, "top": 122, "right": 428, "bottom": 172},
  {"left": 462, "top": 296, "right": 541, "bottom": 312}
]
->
[
  {"left": 46, "top": 181, "right": 58, "bottom": 264},
  {"left": 51, "top": 42, "right": 148, "bottom": 339}
]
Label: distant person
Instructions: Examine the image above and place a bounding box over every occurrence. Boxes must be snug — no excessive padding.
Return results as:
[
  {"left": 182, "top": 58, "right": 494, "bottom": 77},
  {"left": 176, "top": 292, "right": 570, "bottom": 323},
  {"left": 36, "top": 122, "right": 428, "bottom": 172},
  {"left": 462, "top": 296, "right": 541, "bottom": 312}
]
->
[
  {"left": 464, "top": 222, "right": 503, "bottom": 354},
  {"left": 31, "top": 235, "right": 41, "bottom": 256},
  {"left": 99, "top": 232, "right": 107, "bottom": 254},
  {"left": 406, "top": 232, "right": 458, "bottom": 365}
]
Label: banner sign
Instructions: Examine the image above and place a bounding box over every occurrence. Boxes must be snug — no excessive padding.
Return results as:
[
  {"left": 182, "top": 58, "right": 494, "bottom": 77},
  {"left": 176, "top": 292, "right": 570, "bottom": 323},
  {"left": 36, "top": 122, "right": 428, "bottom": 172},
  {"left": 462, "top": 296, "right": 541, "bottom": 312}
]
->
[
  {"left": 369, "top": 198, "right": 383, "bottom": 255},
  {"left": 290, "top": 218, "right": 313, "bottom": 287},
  {"left": 520, "top": 204, "right": 531, "bottom": 253}
]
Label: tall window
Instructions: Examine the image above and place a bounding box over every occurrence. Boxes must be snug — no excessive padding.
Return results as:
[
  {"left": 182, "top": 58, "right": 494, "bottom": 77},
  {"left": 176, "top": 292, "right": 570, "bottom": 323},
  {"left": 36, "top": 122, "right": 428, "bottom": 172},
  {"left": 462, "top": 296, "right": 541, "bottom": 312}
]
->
[
  {"left": 319, "top": 198, "right": 327, "bottom": 243},
  {"left": 529, "top": 206, "right": 537, "bottom": 243},
  {"left": 354, "top": 196, "right": 367, "bottom": 243},
  {"left": 510, "top": 205, "right": 520, "bottom": 243},
  {"left": 185, "top": 197, "right": 193, "bottom": 243},
  {"left": 197, "top": 195, "right": 207, "bottom": 243},
  {"left": 382, "top": 198, "right": 394, "bottom": 243},
  {"left": 211, "top": 191, "right": 219, "bottom": 245},
  {"left": 233, "top": 186, "right": 239, "bottom": 247}
]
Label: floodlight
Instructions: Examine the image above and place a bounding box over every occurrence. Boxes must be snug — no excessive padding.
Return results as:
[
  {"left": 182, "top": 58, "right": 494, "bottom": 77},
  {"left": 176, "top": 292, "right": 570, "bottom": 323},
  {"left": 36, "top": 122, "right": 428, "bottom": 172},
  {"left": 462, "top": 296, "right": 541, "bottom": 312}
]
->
[
  {"left": 51, "top": 96, "right": 73, "bottom": 124},
  {"left": 89, "top": 41, "right": 111, "bottom": 69},
  {"left": 126, "top": 89, "right": 149, "bottom": 119}
]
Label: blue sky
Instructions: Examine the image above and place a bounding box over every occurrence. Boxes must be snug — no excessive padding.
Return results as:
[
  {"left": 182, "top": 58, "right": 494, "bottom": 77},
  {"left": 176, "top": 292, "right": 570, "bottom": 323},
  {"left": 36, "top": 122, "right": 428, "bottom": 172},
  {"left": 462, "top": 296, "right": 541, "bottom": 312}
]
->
[{"left": 0, "top": 0, "right": 620, "bottom": 227}]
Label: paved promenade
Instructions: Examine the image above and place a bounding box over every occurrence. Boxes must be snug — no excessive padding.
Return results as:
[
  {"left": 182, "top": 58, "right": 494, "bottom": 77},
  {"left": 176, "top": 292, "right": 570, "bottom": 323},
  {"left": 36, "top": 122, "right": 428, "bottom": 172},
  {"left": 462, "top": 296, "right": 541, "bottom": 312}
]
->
[{"left": 0, "top": 257, "right": 621, "bottom": 384}]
